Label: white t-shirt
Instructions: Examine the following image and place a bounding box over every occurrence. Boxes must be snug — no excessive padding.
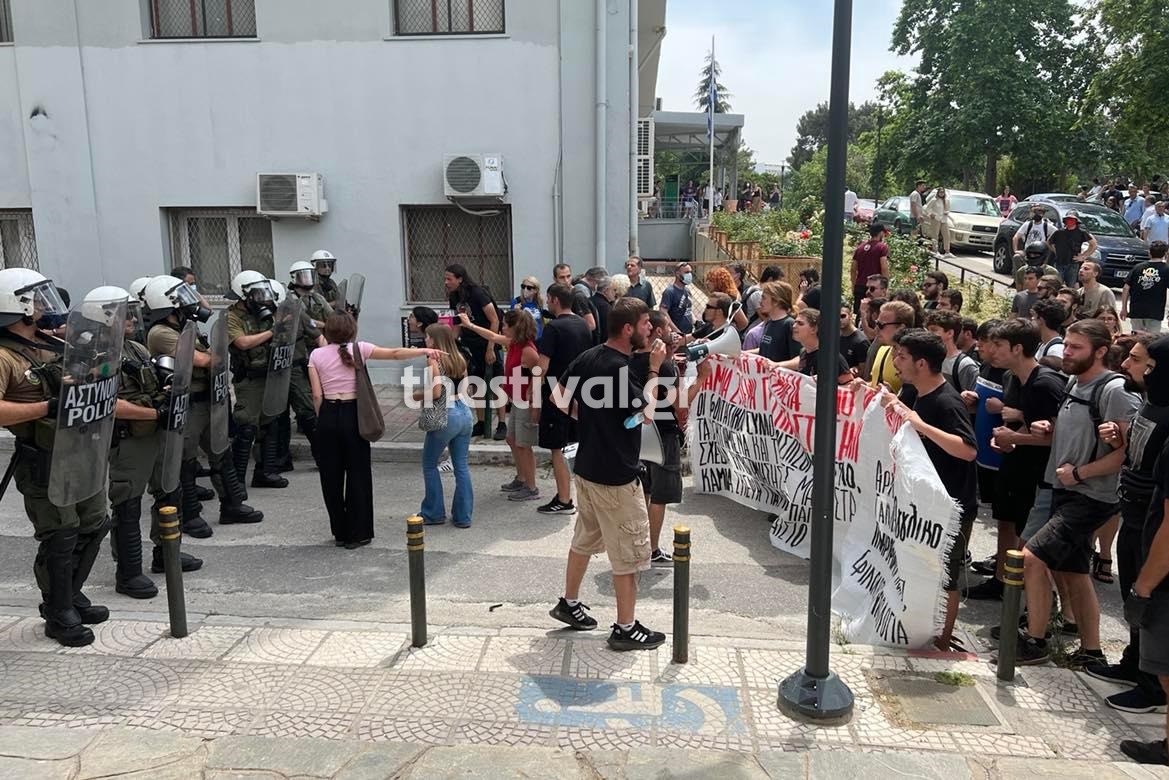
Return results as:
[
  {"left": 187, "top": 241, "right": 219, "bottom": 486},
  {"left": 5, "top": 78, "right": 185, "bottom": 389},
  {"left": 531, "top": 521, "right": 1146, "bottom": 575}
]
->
[
  {"left": 909, "top": 190, "right": 924, "bottom": 218},
  {"left": 1014, "top": 219, "right": 1057, "bottom": 247},
  {"left": 1037, "top": 336, "right": 1064, "bottom": 362},
  {"left": 1142, "top": 213, "right": 1169, "bottom": 245},
  {"left": 844, "top": 190, "right": 859, "bottom": 214}
]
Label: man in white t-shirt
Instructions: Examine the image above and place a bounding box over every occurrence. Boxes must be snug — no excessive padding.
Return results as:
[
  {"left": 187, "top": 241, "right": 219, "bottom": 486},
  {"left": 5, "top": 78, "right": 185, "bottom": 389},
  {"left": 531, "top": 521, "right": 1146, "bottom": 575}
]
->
[
  {"left": 1013, "top": 204, "right": 1059, "bottom": 254},
  {"left": 844, "top": 188, "right": 859, "bottom": 222},
  {"left": 1142, "top": 201, "right": 1169, "bottom": 245},
  {"left": 1031, "top": 297, "right": 1066, "bottom": 372}
]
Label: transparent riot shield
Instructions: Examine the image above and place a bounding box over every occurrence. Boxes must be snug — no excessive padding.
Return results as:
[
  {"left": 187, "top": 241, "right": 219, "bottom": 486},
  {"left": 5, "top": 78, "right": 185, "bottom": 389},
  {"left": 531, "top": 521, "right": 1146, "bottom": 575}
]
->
[
  {"left": 49, "top": 300, "right": 127, "bottom": 506},
  {"left": 157, "top": 322, "right": 195, "bottom": 494},
  {"left": 345, "top": 273, "right": 365, "bottom": 318},
  {"left": 207, "top": 312, "right": 231, "bottom": 456},
  {"left": 261, "top": 296, "right": 302, "bottom": 418},
  {"left": 337, "top": 278, "right": 348, "bottom": 309}
]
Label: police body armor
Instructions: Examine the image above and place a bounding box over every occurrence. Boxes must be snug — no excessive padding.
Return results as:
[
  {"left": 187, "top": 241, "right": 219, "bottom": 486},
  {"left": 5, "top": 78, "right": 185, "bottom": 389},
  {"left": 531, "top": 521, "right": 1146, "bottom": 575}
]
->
[
  {"left": 229, "top": 306, "right": 273, "bottom": 381},
  {"left": 0, "top": 333, "right": 65, "bottom": 475}
]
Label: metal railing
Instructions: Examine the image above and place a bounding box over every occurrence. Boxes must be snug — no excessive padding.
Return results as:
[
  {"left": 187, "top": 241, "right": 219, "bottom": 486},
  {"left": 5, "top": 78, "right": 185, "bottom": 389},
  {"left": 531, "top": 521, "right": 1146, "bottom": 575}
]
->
[{"left": 931, "top": 254, "right": 1014, "bottom": 295}]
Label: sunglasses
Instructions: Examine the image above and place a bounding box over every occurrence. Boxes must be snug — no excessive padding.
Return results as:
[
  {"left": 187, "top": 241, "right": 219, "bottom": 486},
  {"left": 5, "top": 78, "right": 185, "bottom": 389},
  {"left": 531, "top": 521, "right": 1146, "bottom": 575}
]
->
[
  {"left": 876, "top": 321, "right": 897, "bottom": 329},
  {"left": 521, "top": 285, "right": 538, "bottom": 291},
  {"left": 866, "top": 286, "right": 880, "bottom": 293}
]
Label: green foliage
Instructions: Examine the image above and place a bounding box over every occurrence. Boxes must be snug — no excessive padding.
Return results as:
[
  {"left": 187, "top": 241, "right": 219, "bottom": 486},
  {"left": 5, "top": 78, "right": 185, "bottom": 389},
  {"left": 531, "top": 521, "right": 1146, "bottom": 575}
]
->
[
  {"left": 710, "top": 209, "right": 817, "bottom": 258},
  {"left": 787, "top": 101, "right": 880, "bottom": 170},
  {"left": 788, "top": 143, "right": 876, "bottom": 219},
  {"left": 884, "top": 233, "right": 932, "bottom": 290},
  {"left": 694, "top": 52, "right": 732, "bottom": 113}
]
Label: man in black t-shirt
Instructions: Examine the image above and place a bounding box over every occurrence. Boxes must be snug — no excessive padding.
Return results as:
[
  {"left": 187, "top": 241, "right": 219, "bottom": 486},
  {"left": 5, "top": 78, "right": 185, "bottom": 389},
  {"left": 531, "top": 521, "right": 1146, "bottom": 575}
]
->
[
  {"left": 883, "top": 328, "right": 977, "bottom": 651},
  {"left": 535, "top": 284, "right": 596, "bottom": 516},
  {"left": 1046, "top": 211, "right": 1097, "bottom": 287},
  {"left": 1121, "top": 242, "right": 1169, "bottom": 334},
  {"left": 839, "top": 303, "right": 870, "bottom": 371},
  {"left": 445, "top": 264, "right": 502, "bottom": 438},
  {"left": 1088, "top": 335, "right": 1169, "bottom": 719},
  {"left": 548, "top": 297, "right": 670, "bottom": 652},
  {"left": 750, "top": 281, "right": 799, "bottom": 363}
]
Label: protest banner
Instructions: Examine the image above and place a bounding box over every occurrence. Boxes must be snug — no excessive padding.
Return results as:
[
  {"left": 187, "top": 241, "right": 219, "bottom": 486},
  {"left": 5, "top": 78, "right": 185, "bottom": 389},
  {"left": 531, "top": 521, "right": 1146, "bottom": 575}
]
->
[{"left": 689, "top": 353, "right": 961, "bottom": 648}]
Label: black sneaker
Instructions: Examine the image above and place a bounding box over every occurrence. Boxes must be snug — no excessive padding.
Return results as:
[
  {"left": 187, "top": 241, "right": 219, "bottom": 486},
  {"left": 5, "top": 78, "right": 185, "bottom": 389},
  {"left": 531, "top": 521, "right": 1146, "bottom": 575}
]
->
[
  {"left": 500, "top": 477, "right": 524, "bottom": 492},
  {"left": 650, "top": 548, "right": 673, "bottom": 565},
  {"left": 1119, "top": 739, "right": 1169, "bottom": 766},
  {"left": 537, "top": 497, "right": 576, "bottom": 515},
  {"left": 1084, "top": 662, "right": 1140, "bottom": 687},
  {"left": 962, "top": 578, "right": 1004, "bottom": 600},
  {"left": 1107, "top": 687, "right": 1169, "bottom": 714},
  {"left": 471, "top": 422, "right": 485, "bottom": 438},
  {"left": 493, "top": 422, "right": 507, "bottom": 441},
  {"left": 990, "top": 614, "right": 1042, "bottom": 641},
  {"left": 549, "top": 598, "right": 597, "bottom": 631},
  {"left": 970, "top": 555, "right": 997, "bottom": 576},
  {"left": 1016, "top": 633, "right": 1051, "bottom": 665},
  {"left": 1065, "top": 647, "right": 1106, "bottom": 669},
  {"left": 607, "top": 621, "right": 666, "bottom": 651},
  {"left": 1059, "top": 621, "right": 1079, "bottom": 637}
]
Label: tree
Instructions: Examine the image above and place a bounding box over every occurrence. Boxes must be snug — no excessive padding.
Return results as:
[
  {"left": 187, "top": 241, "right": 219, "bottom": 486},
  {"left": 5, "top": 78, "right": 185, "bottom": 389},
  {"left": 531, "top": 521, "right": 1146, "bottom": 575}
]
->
[
  {"left": 787, "top": 101, "right": 879, "bottom": 170},
  {"left": 891, "top": 0, "right": 1081, "bottom": 193},
  {"left": 694, "top": 52, "right": 732, "bottom": 113}
]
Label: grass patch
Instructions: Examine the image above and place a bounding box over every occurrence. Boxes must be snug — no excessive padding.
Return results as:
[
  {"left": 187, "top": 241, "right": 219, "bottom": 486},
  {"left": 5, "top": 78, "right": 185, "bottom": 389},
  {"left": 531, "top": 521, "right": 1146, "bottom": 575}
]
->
[{"left": 933, "top": 671, "right": 976, "bottom": 687}]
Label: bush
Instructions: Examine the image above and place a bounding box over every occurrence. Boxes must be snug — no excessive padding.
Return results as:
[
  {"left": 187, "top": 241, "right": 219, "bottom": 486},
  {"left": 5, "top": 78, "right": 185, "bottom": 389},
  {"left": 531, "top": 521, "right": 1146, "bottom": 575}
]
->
[{"left": 712, "top": 208, "right": 818, "bottom": 257}]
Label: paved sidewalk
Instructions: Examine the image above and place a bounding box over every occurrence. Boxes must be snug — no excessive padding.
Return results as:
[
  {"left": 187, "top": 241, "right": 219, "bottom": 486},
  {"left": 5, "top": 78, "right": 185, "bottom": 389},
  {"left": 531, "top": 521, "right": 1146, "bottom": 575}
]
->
[{"left": 0, "top": 609, "right": 1165, "bottom": 778}]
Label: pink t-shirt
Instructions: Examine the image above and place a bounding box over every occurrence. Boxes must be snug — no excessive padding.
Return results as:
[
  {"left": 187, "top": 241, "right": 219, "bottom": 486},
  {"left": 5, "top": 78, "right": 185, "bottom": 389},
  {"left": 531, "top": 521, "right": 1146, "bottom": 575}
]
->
[{"left": 308, "top": 341, "right": 376, "bottom": 396}]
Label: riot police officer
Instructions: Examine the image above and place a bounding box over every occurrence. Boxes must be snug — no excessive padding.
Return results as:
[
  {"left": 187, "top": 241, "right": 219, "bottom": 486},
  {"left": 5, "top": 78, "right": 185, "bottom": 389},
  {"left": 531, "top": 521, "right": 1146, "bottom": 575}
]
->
[
  {"left": 0, "top": 271, "right": 156, "bottom": 646},
  {"left": 144, "top": 275, "right": 264, "bottom": 530},
  {"left": 226, "top": 270, "right": 287, "bottom": 489},
  {"left": 283, "top": 261, "right": 331, "bottom": 459},
  {"left": 311, "top": 250, "right": 340, "bottom": 305}
]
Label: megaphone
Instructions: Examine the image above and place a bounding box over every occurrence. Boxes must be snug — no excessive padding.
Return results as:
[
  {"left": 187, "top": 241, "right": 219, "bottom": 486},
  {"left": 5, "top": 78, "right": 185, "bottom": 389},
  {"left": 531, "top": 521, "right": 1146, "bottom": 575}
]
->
[
  {"left": 686, "top": 325, "right": 742, "bottom": 362},
  {"left": 640, "top": 418, "right": 666, "bottom": 465}
]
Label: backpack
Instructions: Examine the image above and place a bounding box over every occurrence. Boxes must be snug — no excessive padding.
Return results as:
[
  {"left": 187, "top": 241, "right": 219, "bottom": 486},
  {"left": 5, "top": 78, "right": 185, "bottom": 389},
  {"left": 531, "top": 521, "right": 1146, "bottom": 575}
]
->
[
  {"left": 946, "top": 353, "right": 978, "bottom": 393},
  {"left": 1061, "top": 371, "right": 1125, "bottom": 458}
]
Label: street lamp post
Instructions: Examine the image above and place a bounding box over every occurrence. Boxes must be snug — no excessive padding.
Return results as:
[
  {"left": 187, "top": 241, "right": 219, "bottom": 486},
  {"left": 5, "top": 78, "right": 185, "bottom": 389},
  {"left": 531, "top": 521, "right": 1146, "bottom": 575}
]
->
[
  {"left": 874, "top": 105, "right": 883, "bottom": 206},
  {"left": 777, "top": 0, "right": 856, "bottom": 722}
]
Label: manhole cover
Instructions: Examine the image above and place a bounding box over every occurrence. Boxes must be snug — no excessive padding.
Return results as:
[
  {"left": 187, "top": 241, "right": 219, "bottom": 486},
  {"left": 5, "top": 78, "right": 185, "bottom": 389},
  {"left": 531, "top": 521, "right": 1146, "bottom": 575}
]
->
[{"left": 881, "top": 675, "right": 1001, "bottom": 727}]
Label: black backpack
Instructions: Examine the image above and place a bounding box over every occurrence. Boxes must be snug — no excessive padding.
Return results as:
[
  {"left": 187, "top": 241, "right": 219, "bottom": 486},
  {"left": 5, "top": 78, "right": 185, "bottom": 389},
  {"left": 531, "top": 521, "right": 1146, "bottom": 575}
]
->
[{"left": 1061, "top": 371, "right": 1125, "bottom": 457}]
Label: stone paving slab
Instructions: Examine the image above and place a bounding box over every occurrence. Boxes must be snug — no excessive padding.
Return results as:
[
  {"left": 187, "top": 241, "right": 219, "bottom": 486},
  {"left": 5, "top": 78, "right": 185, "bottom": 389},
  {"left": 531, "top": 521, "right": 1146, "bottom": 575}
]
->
[{"left": 0, "top": 610, "right": 1165, "bottom": 776}]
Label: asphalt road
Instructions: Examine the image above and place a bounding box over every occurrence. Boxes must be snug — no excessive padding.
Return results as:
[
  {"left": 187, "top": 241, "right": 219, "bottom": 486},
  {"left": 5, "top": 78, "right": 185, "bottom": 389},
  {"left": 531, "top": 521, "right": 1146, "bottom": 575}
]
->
[{"left": 0, "top": 456, "right": 1131, "bottom": 653}]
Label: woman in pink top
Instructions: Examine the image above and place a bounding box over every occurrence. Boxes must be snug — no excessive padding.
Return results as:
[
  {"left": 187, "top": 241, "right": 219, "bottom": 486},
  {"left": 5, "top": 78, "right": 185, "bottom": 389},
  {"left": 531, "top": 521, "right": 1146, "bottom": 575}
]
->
[{"left": 308, "top": 312, "right": 440, "bottom": 549}]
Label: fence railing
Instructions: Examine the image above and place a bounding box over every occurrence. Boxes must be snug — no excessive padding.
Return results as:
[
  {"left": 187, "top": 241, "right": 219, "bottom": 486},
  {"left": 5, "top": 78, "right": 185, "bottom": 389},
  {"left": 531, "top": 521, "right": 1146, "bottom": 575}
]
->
[{"left": 931, "top": 254, "right": 1014, "bottom": 295}]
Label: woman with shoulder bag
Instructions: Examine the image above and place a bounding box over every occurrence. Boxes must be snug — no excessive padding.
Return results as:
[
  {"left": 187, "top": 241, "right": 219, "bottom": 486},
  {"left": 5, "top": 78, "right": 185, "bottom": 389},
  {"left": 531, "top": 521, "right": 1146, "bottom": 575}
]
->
[
  {"left": 308, "top": 312, "right": 441, "bottom": 549},
  {"left": 415, "top": 324, "right": 475, "bottom": 527}
]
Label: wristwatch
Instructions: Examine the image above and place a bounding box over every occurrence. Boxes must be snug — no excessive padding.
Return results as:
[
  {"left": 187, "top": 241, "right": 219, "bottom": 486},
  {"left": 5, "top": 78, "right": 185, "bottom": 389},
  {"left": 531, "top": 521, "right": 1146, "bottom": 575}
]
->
[{"left": 1072, "top": 466, "right": 1085, "bottom": 484}]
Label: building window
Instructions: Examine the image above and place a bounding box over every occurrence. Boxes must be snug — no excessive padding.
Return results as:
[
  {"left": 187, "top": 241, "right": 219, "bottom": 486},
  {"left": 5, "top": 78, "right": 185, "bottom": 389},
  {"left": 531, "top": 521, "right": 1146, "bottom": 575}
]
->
[
  {"left": 149, "top": 0, "right": 257, "bottom": 39},
  {"left": 0, "top": 0, "right": 13, "bottom": 43},
  {"left": 403, "top": 205, "right": 512, "bottom": 303},
  {"left": 393, "top": 0, "right": 505, "bottom": 36},
  {"left": 0, "top": 210, "right": 39, "bottom": 271},
  {"left": 168, "top": 209, "right": 273, "bottom": 297}
]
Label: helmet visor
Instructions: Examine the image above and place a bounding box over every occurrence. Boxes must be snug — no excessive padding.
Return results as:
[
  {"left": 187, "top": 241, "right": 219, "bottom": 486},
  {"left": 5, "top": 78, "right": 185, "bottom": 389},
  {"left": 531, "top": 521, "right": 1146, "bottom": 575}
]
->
[
  {"left": 171, "top": 282, "right": 201, "bottom": 309},
  {"left": 290, "top": 269, "right": 315, "bottom": 287},
  {"left": 19, "top": 280, "right": 68, "bottom": 319},
  {"left": 244, "top": 281, "right": 275, "bottom": 304}
]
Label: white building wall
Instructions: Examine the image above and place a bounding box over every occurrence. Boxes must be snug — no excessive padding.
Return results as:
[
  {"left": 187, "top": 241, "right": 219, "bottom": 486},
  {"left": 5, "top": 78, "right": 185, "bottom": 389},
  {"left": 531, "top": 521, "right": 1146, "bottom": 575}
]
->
[{"left": 0, "top": 0, "right": 646, "bottom": 381}]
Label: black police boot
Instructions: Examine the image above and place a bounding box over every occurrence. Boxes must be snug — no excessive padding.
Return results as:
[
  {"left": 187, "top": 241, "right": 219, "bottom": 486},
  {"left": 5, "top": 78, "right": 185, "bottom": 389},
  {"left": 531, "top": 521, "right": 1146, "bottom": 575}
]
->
[
  {"left": 195, "top": 461, "right": 212, "bottom": 478},
  {"left": 42, "top": 529, "right": 95, "bottom": 647},
  {"left": 112, "top": 497, "right": 158, "bottom": 599},
  {"left": 180, "top": 460, "right": 214, "bottom": 539},
  {"left": 194, "top": 483, "right": 216, "bottom": 502},
  {"left": 71, "top": 523, "right": 111, "bottom": 624},
  {"left": 211, "top": 461, "right": 264, "bottom": 524},
  {"left": 251, "top": 423, "right": 289, "bottom": 489},
  {"left": 151, "top": 545, "right": 204, "bottom": 574},
  {"left": 276, "top": 413, "right": 294, "bottom": 472},
  {"left": 299, "top": 416, "right": 318, "bottom": 462},
  {"left": 233, "top": 424, "right": 257, "bottom": 489}
]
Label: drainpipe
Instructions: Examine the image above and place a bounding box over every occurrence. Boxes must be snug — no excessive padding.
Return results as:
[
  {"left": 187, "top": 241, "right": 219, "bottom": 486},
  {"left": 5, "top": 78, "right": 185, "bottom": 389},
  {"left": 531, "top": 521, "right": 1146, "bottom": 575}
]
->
[
  {"left": 628, "top": 0, "right": 639, "bottom": 257},
  {"left": 595, "top": 0, "right": 607, "bottom": 268}
]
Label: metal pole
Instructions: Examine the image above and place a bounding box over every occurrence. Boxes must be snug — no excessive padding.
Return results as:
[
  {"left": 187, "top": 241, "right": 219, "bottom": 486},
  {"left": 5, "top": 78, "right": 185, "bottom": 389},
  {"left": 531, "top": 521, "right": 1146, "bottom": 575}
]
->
[
  {"left": 407, "top": 515, "right": 428, "bottom": 648},
  {"left": 672, "top": 525, "right": 690, "bottom": 664},
  {"left": 874, "top": 107, "right": 883, "bottom": 205},
  {"left": 996, "top": 549, "right": 1025, "bottom": 682},
  {"left": 778, "top": 0, "right": 855, "bottom": 722},
  {"left": 158, "top": 505, "right": 188, "bottom": 638}
]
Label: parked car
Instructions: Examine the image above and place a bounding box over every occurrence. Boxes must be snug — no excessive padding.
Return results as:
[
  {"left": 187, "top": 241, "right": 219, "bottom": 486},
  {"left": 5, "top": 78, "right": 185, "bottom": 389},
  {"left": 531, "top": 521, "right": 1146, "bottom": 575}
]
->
[
  {"left": 852, "top": 198, "right": 878, "bottom": 224},
  {"left": 925, "top": 189, "right": 1002, "bottom": 251},
  {"left": 992, "top": 201, "right": 1149, "bottom": 287},
  {"left": 1022, "top": 193, "right": 1083, "bottom": 203},
  {"left": 872, "top": 196, "right": 914, "bottom": 234}
]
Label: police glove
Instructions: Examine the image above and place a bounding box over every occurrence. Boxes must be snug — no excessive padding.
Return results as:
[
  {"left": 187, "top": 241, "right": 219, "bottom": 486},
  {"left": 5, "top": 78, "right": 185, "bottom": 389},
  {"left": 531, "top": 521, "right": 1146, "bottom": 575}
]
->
[
  {"left": 44, "top": 397, "right": 59, "bottom": 419},
  {"left": 154, "top": 395, "right": 176, "bottom": 431}
]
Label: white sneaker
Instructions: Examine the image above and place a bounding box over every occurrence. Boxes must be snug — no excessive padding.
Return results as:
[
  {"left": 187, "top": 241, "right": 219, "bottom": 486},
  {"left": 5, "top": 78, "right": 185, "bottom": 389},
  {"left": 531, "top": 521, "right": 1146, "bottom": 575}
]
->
[{"left": 438, "top": 458, "right": 453, "bottom": 473}]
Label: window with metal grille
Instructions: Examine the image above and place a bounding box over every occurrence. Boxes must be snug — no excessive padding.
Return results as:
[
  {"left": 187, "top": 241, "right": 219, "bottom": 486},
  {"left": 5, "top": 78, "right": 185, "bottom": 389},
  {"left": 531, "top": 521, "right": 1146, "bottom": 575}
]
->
[
  {"left": 0, "top": 210, "right": 39, "bottom": 271},
  {"left": 393, "top": 0, "right": 505, "bottom": 35},
  {"left": 168, "top": 209, "right": 273, "bottom": 297},
  {"left": 149, "top": 0, "right": 257, "bottom": 39},
  {"left": 403, "top": 205, "right": 512, "bottom": 304},
  {"left": 0, "top": 0, "right": 13, "bottom": 43}
]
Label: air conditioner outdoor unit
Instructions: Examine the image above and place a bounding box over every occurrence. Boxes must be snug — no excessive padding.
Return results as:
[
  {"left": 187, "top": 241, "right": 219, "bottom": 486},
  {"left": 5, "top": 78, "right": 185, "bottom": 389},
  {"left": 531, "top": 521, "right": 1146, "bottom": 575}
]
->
[
  {"left": 443, "top": 154, "right": 506, "bottom": 198},
  {"left": 256, "top": 173, "right": 328, "bottom": 218}
]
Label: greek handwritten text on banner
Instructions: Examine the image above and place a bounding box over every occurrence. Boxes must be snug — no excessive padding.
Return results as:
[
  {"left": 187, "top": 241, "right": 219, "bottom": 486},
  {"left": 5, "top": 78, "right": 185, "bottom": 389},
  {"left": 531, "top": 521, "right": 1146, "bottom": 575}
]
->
[{"left": 689, "top": 354, "right": 960, "bottom": 648}]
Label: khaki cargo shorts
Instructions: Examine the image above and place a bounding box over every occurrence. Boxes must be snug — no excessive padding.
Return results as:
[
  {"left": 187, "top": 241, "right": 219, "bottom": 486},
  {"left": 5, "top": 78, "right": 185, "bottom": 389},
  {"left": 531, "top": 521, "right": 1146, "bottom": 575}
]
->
[{"left": 570, "top": 476, "right": 651, "bottom": 576}]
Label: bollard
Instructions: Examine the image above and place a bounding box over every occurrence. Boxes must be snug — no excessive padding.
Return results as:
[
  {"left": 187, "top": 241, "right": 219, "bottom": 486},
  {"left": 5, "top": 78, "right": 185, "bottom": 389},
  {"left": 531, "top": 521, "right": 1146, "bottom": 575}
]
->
[
  {"left": 672, "top": 526, "right": 690, "bottom": 664},
  {"left": 407, "top": 515, "right": 427, "bottom": 648},
  {"left": 158, "top": 506, "right": 188, "bottom": 639},
  {"left": 996, "top": 549, "right": 1025, "bottom": 682}
]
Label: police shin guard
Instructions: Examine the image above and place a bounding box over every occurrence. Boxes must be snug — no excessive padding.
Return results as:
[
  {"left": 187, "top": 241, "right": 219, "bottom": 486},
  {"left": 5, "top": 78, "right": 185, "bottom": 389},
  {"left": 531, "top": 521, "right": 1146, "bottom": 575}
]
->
[
  {"left": 112, "top": 497, "right": 158, "bottom": 599},
  {"left": 180, "top": 461, "right": 214, "bottom": 539},
  {"left": 251, "top": 423, "right": 289, "bottom": 489},
  {"left": 276, "top": 412, "right": 293, "bottom": 473},
  {"left": 71, "top": 524, "right": 111, "bottom": 625},
  {"left": 233, "top": 424, "right": 257, "bottom": 487},
  {"left": 41, "top": 529, "right": 94, "bottom": 647},
  {"left": 211, "top": 461, "right": 264, "bottom": 525}
]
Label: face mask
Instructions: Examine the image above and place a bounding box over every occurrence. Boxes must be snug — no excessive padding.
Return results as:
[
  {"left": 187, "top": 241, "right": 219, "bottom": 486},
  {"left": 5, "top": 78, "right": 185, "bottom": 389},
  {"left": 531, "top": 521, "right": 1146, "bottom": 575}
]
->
[{"left": 681, "top": 273, "right": 693, "bottom": 285}]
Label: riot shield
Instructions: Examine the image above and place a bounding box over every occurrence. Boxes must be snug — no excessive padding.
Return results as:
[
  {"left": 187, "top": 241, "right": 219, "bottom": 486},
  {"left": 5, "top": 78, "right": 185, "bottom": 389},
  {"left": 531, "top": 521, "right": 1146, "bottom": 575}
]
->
[
  {"left": 336, "top": 278, "right": 348, "bottom": 310},
  {"left": 158, "top": 322, "right": 195, "bottom": 494},
  {"left": 207, "top": 312, "right": 231, "bottom": 456},
  {"left": 345, "top": 273, "right": 365, "bottom": 317},
  {"left": 49, "top": 300, "right": 127, "bottom": 506},
  {"left": 261, "top": 296, "right": 302, "bottom": 418}
]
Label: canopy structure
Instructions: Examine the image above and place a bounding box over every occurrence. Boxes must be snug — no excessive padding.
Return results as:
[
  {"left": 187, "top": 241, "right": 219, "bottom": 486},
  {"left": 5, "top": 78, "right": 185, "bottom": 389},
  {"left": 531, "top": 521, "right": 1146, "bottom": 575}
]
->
[{"left": 650, "top": 109, "right": 746, "bottom": 193}]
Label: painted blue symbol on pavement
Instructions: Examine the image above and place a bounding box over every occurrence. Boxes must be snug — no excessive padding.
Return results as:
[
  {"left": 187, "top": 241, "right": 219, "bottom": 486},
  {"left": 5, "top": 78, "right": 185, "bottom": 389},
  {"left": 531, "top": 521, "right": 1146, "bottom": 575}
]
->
[{"left": 514, "top": 676, "right": 747, "bottom": 735}]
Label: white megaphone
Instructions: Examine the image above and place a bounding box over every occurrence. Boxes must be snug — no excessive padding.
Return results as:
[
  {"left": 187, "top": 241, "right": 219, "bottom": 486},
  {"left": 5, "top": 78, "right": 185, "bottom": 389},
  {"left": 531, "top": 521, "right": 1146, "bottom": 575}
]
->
[
  {"left": 640, "top": 418, "right": 665, "bottom": 465},
  {"left": 686, "top": 325, "right": 742, "bottom": 362}
]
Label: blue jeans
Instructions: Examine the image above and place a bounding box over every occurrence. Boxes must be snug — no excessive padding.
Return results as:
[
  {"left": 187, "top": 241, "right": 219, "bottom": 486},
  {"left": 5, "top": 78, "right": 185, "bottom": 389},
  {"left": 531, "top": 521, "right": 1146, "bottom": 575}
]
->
[
  {"left": 1056, "top": 262, "right": 1078, "bottom": 287},
  {"left": 421, "top": 400, "right": 474, "bottom": 525}
]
